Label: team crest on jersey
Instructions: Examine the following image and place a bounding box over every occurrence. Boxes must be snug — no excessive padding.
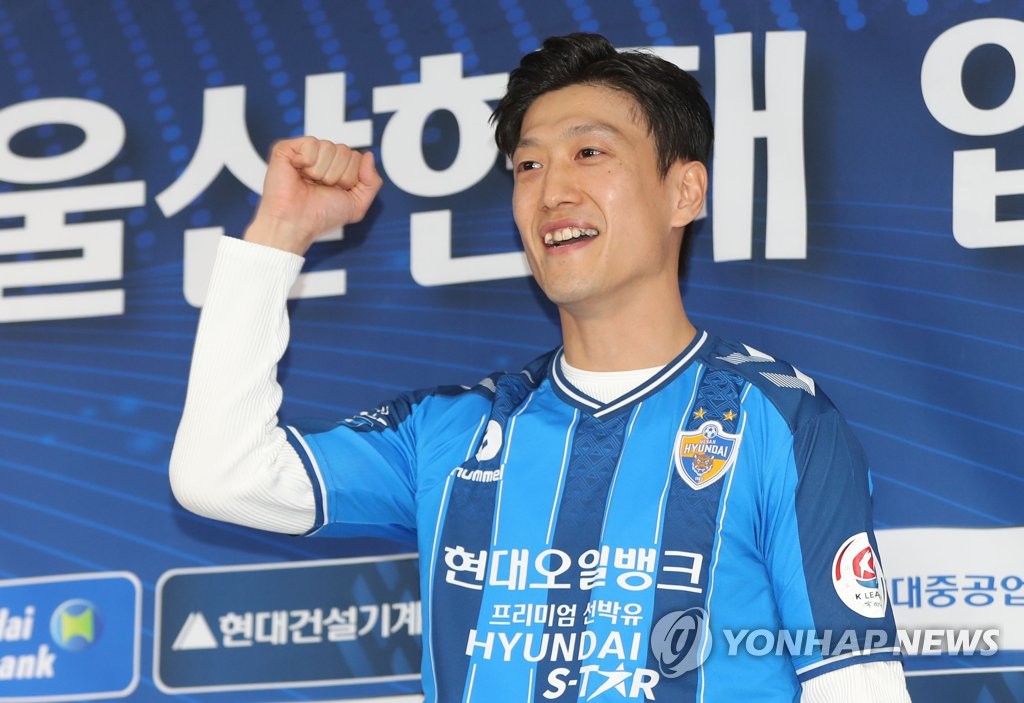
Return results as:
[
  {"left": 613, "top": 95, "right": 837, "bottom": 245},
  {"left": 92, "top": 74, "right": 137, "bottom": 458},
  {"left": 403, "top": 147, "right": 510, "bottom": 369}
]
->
[{"left": 674, "top": 420, "right": 741, "bottom": 490}]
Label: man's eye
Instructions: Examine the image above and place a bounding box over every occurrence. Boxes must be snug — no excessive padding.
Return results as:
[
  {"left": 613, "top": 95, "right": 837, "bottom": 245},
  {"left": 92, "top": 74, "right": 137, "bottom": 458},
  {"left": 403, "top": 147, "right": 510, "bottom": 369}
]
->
[
  {"left": 516, "top": 160, "right": 541, "bottom": 172},
  {"left": 579, "top": 148, "right": 602, "bottom": 158}
]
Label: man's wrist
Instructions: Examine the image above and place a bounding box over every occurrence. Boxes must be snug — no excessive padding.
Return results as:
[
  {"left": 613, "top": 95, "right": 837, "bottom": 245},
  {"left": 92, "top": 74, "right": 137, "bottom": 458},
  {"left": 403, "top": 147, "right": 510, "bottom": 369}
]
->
[{"left": 243, "top": 213, "right": 313, "bottom": 256}]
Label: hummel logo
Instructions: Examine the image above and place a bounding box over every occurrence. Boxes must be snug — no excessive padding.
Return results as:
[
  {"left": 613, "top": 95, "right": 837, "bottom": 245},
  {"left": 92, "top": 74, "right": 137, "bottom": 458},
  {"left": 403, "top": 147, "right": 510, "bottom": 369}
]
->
[
  {"left": 760, "top": 368, "right": 816, "bottom": 396},
  {"left": 719, "top": 345, "right": 816, "bottom": 396}
]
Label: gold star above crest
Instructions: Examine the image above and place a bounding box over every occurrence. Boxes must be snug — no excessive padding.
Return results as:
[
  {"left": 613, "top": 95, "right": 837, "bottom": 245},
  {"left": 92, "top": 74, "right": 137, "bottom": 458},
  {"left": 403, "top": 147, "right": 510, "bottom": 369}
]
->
[
  {"left": 723, "top": 410, "right": 736, "bottom": 422},
  {"left": 693, "top": 407, "right": 706, "bottom": 420}
]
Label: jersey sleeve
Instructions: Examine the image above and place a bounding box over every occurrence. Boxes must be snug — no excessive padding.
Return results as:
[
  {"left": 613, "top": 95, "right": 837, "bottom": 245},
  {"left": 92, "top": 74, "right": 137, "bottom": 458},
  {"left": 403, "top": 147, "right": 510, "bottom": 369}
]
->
[
  {"left": 760, "top": 396, "right": 902, "bottom": 681},
  {"left": 284, "top": 394, "right": 426, "bottom": 543}
]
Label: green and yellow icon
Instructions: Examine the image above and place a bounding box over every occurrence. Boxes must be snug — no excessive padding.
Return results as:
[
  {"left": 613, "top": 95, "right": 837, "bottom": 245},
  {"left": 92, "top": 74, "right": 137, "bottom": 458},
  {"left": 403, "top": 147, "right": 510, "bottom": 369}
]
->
[{"left": 49, "top": 599, "right": 102, "bottom": 652}]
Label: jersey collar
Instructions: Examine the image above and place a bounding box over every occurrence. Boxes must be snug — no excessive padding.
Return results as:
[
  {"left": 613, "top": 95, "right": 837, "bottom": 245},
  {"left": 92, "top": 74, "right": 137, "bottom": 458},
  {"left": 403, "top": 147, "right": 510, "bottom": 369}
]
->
[{"left": 549, "top": 330, "right": 709, "bottom": 419}]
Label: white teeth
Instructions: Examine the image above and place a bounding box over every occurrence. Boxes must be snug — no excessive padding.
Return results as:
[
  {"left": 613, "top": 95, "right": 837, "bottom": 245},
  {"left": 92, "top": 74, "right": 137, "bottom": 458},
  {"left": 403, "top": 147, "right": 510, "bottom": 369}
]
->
[{"left": 543, "top": 227, "right": 599, "bottom": 246}]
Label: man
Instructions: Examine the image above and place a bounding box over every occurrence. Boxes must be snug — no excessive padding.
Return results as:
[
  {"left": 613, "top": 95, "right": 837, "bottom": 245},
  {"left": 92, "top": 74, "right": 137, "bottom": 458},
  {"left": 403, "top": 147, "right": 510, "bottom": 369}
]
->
[{"left": 171, "top": 33, "right": 911, "bottom": 701}]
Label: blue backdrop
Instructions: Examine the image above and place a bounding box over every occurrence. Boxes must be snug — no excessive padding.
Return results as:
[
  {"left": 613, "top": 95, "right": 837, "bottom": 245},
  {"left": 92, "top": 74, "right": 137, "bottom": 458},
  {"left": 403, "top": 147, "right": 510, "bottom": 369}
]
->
[{"left": 2, "top": 1, "right": 1023, "bottom": 701}]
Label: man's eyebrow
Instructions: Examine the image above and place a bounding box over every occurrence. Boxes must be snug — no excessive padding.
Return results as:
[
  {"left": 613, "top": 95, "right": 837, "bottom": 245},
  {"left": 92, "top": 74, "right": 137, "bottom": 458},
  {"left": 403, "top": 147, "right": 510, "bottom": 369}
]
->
[
  {"left": 515, "top": 121, "right": 625, "bottom": 152},
  {"left": 565, "top": 121, "right": 624, "bottom": 140}
]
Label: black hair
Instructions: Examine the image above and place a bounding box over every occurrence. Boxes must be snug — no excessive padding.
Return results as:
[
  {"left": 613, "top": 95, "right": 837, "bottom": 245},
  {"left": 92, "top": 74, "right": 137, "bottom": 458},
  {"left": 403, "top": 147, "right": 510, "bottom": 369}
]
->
[{"left": 491, "top": 33, "right": 714, "bottom": 177}]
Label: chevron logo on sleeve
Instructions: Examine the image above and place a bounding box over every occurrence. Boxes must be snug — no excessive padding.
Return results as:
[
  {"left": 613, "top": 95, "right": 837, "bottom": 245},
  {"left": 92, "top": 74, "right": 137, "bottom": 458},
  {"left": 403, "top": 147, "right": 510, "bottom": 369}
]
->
[{"left": 718, "top": 345, "right": 817, "bottom": 396}]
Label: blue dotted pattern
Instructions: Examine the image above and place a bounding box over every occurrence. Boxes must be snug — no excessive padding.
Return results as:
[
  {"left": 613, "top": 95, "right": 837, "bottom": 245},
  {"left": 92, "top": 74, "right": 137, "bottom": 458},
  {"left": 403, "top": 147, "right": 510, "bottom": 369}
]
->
[
  {"left": 5, "top": 3, "right": 73, "bottom": 170},
  {"left": 565, "top": 0, "right": 600, "bottom": 34},
  {"left": 433, "top": 0, "right": 480, "bottom": 73},
  {"left": 499, "top": 0, "right": 539, "bottom": 54},
  {"left": 633, "top": 0, "right": 671, "bottom": 44},
  {"left": 0, "top": 13, "right": 38, "bottom": 102},
  {"left": 48, "top": 0, "right": 102, "bottom": 102},
  {"left": 174, "top": 0, "right": 225, "bottom": 89},
  {"left": 769, "top": 0, "right": 801, "bottom": 30},
  {"left": 835, "top": 0, "right": 867, "bottom": 31},
  {"left": 366, "top": 0, "right": 417, "bottom": 83},
  {"left": 39, "top": 0, "right": 153, "bottom": 257},
  {"left": 168, "top": 0, "right": 221, "bottom": 225},
  {"left": 110, "top": 0, "right": 190, "bottom": 257},
  {"left": 300, "top": 0, "right": 364, "bottom": 117},
  {"left": 905, "top": 0, "right": 929, "bottom": 16},
  {"left": 699, "top": 0, "right": 735, "bottom": 34},
  {"left": 115, "top": 0, "right": 184, "bottom": 169},
  {"left": 0, "top": 6, "right": 35, "bottom": 194},
  {"left": 237, "top": 0, "right": 302, "bottom": 129}
]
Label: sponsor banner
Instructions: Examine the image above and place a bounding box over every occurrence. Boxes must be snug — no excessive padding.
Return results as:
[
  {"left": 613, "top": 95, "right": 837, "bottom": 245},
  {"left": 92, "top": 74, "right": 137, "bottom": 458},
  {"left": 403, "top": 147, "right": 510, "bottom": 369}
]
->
[
  {"left": 0, "top": 572, "right": 140, "bottom": 702},
  {"left": 876, "top": 527, "right": 1024, "bottom": 673},
  {"left": 154, "top": 554, "right": 421, "bottom": 694}
]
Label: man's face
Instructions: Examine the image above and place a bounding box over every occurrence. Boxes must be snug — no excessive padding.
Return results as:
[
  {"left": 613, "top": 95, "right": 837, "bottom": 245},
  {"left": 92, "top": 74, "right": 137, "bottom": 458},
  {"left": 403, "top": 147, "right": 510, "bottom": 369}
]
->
[{"left": 511, "top": 83, "right": 699, "bottom": 315}]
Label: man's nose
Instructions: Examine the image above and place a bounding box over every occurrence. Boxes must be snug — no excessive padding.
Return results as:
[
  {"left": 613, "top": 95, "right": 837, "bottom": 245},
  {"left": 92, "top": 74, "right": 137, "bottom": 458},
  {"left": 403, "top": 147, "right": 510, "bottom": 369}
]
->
[{"left": 541, "top": 161, "right": 579, "bottom": 210}]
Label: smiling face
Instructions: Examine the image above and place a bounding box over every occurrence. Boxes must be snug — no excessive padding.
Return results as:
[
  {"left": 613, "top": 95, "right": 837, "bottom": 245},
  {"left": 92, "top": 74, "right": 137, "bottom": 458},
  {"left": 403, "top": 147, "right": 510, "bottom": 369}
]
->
[{"left": 511, "top": 83, "right": 704, "bottom": 317}]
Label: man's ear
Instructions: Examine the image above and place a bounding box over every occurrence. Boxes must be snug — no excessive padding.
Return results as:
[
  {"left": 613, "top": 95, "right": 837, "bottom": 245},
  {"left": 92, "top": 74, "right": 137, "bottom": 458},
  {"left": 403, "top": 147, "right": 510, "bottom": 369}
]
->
[{"left": 670, "top": 160, "right": 708, "bottom": 229}]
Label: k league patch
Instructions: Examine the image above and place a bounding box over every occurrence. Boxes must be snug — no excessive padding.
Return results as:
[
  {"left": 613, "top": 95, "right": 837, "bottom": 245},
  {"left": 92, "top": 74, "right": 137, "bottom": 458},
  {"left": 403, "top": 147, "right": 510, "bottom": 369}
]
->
[
  {"left": 674, "top": 420, "right": 741, "bottom": 490},
  {"left": 832, "top": 532, "right": 888, "bottom": 618}
]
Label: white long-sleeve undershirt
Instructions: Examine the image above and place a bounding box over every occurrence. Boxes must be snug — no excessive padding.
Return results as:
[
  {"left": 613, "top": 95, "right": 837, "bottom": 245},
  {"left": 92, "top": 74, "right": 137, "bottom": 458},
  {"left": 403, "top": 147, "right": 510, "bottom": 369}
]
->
[{"left": 169, "top": 235, "right": 314, "bottom": 535}]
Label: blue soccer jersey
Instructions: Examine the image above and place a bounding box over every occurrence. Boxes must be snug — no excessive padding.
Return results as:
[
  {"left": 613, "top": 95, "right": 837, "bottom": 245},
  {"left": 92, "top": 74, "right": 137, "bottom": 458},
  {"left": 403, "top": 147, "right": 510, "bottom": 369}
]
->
[{"left": 285, "top": 331, "right": 901, "bottom": 702}]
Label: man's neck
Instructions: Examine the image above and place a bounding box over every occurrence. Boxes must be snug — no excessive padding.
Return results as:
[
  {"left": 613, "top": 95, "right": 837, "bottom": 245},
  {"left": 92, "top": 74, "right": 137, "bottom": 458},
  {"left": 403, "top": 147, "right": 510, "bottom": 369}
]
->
[{"left": 558, "top": 292, "right": 696, "bottom": 372}]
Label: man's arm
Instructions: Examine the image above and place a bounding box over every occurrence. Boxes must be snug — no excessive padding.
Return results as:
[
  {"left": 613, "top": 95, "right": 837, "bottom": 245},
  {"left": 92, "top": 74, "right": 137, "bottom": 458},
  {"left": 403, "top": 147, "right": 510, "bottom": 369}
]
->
[{"left": 168, "top": 138, "right": 383, "bottom": 533}]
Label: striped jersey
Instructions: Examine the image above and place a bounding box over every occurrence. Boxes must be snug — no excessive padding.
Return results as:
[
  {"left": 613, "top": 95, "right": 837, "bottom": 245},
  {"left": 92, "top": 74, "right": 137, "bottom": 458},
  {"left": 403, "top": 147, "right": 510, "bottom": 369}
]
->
[{"left": 286, "top": 331, "right": 901, "bottom": 702}]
